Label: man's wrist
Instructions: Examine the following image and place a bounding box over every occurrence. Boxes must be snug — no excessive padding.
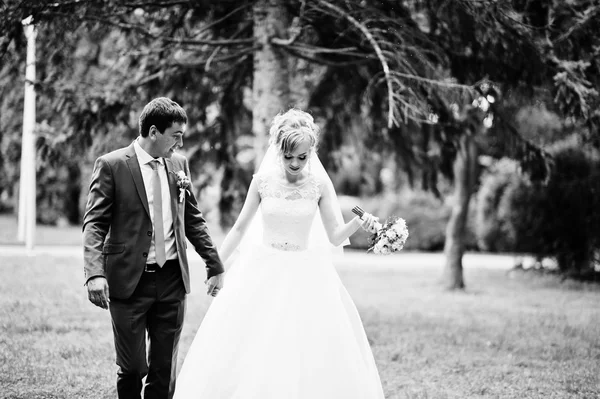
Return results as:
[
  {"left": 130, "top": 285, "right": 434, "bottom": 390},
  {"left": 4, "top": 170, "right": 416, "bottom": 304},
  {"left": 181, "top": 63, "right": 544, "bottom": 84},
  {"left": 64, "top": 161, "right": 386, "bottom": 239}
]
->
[{"left": 85, "top": 275, "right": 106, "bottom": 286}]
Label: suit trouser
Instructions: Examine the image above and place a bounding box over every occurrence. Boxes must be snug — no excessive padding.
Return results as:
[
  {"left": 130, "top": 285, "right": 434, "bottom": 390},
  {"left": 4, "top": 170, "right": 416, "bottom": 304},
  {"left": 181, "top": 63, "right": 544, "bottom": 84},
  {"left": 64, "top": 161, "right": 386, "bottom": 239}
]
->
[{"left": 109, "top": 259, "right": 186, "bottom": 399}]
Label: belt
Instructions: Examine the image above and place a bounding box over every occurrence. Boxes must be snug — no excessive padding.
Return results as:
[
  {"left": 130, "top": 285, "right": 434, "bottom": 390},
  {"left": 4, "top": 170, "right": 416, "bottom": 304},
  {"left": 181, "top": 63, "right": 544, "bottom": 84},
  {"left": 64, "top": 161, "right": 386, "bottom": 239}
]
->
[{"left": 144, "top": 259, "right": 178, "bottom": 272}]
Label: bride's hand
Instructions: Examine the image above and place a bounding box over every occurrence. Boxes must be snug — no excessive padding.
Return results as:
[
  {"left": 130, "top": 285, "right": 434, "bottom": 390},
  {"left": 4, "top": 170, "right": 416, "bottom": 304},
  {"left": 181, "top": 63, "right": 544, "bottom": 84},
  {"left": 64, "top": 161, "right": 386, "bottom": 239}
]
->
[
  {"left": 205, "top": 273, "right": 224, "bottom": 297},
  {"left": 359, "top": 213, "right": 379, "bottom": 233}
]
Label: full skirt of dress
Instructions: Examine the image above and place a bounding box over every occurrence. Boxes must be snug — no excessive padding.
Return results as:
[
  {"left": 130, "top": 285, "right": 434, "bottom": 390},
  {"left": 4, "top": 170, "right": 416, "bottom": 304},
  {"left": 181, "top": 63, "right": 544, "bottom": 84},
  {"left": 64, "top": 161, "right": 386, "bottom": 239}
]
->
[{"left": 173, "top": 244, "right": 385, "bottom": 399}]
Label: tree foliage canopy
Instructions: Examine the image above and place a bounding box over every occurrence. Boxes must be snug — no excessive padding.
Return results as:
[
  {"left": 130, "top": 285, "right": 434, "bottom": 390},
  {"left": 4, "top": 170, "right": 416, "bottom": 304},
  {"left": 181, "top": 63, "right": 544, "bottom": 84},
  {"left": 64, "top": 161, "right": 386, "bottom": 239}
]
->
[{"left": 1, "top": 0, "right": 598, "bottom": 221}]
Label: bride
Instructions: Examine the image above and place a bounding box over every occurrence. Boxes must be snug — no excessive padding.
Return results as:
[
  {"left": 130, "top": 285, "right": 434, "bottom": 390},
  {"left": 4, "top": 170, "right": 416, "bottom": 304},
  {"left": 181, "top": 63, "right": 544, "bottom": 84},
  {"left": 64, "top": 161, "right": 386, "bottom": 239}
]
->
[{"left": 173, "top": 108, "right": 385, "bottom": 398}]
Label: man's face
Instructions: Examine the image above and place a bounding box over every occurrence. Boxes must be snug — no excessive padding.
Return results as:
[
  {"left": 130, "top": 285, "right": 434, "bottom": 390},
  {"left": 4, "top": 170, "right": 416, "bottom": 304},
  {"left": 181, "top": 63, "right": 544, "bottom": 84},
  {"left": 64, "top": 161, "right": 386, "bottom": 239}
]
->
[{"left": 149, "top": 122, "right": 185, "bottom": 158}]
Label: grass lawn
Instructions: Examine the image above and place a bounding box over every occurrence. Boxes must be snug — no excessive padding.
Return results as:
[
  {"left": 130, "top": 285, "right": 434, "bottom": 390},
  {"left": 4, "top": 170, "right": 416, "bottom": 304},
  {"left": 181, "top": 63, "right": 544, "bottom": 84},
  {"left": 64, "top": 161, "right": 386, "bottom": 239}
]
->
[
  {"left": 1, "top": 250, "right": 599, "bottom": 398},
  {"left": 0, "top": 214, "right": 83, "bottom": 246},
  {"left": 0, "top": 213, "right": 227, "bottom": 247}
]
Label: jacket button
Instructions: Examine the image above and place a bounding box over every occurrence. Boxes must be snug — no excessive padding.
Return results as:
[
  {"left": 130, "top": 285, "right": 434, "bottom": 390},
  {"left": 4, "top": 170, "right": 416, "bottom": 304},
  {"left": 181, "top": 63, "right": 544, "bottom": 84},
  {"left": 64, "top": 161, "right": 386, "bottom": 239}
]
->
[
  {"left": 147, "top": 231, "right": 152, "bottom": 236},
  {"left": 143, "top": 252, "right": 148, "bottom": 257}
]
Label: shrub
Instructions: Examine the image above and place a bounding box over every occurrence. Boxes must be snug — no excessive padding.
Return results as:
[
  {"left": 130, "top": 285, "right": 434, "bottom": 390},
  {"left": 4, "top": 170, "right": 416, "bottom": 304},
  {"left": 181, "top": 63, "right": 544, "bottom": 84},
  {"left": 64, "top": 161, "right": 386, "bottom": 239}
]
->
[
  {"left": 497, "top": 176, "right": 548, "bottom": 254},
  {"left": 476, "top": 136, "right": 600, "bottom": 274},
  {"left": 475, "top": 159, "right": 520, "bottom": 252}
]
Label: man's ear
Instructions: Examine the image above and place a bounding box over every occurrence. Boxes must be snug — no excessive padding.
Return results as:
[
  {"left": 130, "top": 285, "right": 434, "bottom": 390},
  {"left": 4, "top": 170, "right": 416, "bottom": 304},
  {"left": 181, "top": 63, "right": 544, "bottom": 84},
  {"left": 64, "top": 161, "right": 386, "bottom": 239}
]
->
[{"left": 149, "top": 125, "right": 157, "bottom": 140}]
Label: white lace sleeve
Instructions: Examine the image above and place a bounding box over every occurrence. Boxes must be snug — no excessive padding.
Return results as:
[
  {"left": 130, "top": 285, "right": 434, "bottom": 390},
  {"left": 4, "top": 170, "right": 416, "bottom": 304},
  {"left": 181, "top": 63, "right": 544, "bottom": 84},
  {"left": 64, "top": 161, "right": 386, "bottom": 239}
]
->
[{"left": 254, "top": 173, "right": 267, "bottom": 199}]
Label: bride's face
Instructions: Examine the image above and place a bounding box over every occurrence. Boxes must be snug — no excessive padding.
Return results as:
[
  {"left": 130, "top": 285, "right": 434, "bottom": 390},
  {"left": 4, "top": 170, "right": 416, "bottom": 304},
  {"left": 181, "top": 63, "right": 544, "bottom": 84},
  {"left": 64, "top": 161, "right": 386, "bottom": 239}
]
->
[{"left": 282, "top": 139, "right": 311, "bottom": 177}]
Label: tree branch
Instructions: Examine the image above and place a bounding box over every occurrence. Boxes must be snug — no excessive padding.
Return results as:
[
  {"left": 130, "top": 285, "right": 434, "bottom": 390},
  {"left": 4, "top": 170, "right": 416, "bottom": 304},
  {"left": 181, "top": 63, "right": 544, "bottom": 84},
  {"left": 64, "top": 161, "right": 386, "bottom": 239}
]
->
[
  {"left": 492, "top": 105, "right": 553, "bottom": 182},
  {"left": 168, "top": 48, "right": 256, "bottom": 68},
  {"left": 190, "top": 3, "right": 252, "bottom": 38},
  {"left": 121, "top": 1, "right": 190, "bottom": 7},
  {"left": 269, "top": 0, "right": 306, "bottom": 46},
  {"left": 554, "top": 4, "right": 600, "bottom": 44},
  {"left": 280, "top": 46, "right": 372, "bottom": 67},
  {"left": 46, "top": 0, "right": 94, "bottom": 9},
  {"left": 205, "top": 22, "right": 252, "bottom": 71},
  {"left": 46, "top": 12, "right": 254, "bottom": 47},
  {"left": 390, "top": 71, "right": 475, "bottom": 91},
  {"left": 271, "top": 39, "right": 361, "bottom": 54},
  {"left": 316, "top": 0, "right": 397, "bottom": 128}
]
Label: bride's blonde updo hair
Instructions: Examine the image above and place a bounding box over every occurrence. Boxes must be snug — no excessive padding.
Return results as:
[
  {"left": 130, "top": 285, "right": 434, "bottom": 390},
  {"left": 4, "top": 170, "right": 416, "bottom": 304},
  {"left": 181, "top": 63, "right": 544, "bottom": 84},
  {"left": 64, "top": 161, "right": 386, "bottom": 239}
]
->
[{"left": 268, "top": 108, "right": 320, "bottom": 154}]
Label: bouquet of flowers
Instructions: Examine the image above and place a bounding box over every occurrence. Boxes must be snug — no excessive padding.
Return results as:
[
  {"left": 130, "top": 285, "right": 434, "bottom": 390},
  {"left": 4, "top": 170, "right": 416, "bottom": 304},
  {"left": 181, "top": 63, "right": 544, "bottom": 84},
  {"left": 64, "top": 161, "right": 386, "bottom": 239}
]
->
[{"left": 352, "top": 206, "right": 409, "bottom": 255}]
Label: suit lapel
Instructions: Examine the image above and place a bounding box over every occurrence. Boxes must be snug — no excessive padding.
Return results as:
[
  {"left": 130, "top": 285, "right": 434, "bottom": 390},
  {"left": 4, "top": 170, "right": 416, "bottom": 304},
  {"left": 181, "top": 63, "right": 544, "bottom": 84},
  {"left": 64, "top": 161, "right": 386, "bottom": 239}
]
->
[
  {"left": 125, "top": 144, "right": 151, "bottom": 218},
  {"left": 164, "top": 158, "right": 180, "bottom": 227}
]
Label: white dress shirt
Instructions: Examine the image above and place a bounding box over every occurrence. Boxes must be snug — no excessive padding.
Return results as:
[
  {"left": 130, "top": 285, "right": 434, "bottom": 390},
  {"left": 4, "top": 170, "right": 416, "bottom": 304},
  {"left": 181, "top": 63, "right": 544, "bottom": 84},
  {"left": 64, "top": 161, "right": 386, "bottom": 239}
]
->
[{"left": 134, "top": 140, "right": 178, "bottom": 263}]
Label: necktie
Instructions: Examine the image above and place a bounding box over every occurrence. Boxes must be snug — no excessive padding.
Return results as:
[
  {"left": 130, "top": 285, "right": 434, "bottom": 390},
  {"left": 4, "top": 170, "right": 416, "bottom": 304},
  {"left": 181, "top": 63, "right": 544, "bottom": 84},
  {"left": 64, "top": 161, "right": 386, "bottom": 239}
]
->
[{"left": 150, "top": 160, "right": 166, "bottom": 267}]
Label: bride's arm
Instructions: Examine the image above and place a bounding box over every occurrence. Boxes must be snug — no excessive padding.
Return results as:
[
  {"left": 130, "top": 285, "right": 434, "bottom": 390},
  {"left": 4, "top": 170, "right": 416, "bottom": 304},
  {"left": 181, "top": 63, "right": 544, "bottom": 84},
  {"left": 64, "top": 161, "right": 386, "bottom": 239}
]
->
[
  {"left": 318, "top": 177, "right": 376, "bottom": 246},
  {"left": 218, "top": 177, "right": 261, "bottom": 264}
]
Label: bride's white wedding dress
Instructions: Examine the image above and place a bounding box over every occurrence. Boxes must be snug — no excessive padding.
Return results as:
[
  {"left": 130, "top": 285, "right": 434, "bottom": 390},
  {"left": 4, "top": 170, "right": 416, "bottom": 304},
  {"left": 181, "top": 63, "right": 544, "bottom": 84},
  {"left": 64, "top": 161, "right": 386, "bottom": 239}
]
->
[{"left": 173, "top": 173, "right": 385, "bottom": 399}]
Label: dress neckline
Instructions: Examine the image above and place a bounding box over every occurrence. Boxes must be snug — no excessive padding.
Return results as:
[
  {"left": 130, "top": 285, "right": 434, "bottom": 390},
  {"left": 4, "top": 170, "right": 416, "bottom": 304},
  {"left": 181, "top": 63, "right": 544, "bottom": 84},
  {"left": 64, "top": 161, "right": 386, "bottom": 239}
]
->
[{"left": 272, "top": 175, "right": 313, "bottom": 189}]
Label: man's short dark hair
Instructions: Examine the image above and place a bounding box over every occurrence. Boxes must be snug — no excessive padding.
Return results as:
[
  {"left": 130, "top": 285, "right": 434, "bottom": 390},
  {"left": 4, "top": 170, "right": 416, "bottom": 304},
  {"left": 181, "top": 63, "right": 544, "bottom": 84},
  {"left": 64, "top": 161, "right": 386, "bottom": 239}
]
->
[{"left": 139, "top": 97, "right": 188, "bottom": 137}]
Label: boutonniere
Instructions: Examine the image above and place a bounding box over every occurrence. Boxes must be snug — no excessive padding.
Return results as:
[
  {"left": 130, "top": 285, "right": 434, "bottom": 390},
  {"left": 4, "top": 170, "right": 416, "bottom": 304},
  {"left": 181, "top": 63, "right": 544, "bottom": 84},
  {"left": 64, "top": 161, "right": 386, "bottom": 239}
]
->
[{"left": 172, "top": 171, "right": 191, "bottom": 203}]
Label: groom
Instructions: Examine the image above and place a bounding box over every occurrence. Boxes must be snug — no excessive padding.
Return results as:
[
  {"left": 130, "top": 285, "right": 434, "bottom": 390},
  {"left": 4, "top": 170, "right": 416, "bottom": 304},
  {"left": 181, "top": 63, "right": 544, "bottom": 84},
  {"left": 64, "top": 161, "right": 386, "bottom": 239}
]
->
[{"left": 83, "top": 97, "right": 224, "bottom": 399}]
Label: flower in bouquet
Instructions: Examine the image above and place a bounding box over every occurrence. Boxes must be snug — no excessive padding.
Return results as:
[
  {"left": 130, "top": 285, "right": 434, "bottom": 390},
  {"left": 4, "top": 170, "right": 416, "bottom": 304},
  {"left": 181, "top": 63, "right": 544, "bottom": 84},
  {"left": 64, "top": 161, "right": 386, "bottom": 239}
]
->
[
  {"left": 352, "top": 207, "right": 408, "bottom": 256},
  {"left": 385, "top": 229, "right": 398, "bottom": 240},
  {"left": 374, "top": 240, "right": 392, "bottom": 255},
  {"left": 367, "top": 216, "right": 408, "bottom": 254},
  {"left": 392, "top": 241, "right": 403, "bottom": 251}
]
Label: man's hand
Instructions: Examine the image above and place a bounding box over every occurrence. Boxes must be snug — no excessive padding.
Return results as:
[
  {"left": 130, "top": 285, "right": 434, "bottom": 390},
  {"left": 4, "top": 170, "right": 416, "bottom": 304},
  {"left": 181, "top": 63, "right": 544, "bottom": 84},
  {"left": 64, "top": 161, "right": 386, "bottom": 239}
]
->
[
  {"left": 205, "top": 273, "right": 224, "bottom": 297},
  {"left": 87, "top": 276, "right": 110, "bottom": 309}
]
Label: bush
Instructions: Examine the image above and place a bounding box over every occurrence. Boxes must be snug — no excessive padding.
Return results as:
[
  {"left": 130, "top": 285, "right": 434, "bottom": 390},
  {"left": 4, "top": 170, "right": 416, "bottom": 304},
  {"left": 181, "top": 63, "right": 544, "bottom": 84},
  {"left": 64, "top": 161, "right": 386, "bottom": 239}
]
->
[
  {"left": 497, "top": 176, "right": 549, "bottom": 254},
  {"left": 476, "top": 136, "right": 600, "bottom": 274},
  {"left": 475, "top": 159, "right": 520, "bottom": 252}
]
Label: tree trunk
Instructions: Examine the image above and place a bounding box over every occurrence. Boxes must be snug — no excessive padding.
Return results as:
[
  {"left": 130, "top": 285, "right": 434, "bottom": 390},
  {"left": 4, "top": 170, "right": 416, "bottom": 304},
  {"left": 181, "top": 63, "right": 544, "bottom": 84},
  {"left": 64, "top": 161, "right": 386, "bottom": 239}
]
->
[
  {"left": 252, "top": 0, "right": 291, "bottom": 165},
  {"left": 442, "top": 132, "right": 479, "bottom": 290},
  {"left": 216, "top": 0, "right": 290, "bottom": 228}
]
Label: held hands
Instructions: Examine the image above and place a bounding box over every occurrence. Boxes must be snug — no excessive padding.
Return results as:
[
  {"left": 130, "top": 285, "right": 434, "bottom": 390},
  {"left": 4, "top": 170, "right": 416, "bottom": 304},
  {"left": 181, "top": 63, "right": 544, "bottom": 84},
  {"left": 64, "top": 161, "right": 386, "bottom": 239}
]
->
[
  {"left": 87, "top": 276, "right": 110, "bottom": 310},
  {"left": 205, "top": 273, "right": 224, "bottom": 297}
]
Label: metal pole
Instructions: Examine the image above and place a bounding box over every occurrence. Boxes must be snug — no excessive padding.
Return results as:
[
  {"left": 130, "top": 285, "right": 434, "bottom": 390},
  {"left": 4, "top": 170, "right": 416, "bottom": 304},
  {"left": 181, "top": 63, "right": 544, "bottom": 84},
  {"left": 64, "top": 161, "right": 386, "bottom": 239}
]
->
[{"left": 17, "top": 16, "right": 37, "bottom": 250}]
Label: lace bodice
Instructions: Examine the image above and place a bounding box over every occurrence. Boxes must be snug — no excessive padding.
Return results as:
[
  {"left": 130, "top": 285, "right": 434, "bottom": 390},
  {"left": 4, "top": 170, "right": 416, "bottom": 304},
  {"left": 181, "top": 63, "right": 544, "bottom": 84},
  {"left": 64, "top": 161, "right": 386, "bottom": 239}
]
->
[{"left": 257, "top": 174, "right": 321, "bottom": 251}]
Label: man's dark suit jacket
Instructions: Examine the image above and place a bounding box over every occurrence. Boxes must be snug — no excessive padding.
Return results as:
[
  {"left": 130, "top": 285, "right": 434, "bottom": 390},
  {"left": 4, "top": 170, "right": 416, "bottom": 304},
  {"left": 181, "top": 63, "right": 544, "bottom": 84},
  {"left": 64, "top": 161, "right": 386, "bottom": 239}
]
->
[{"left": 82, "top": 142, "right": 224, "bottom": 299}]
